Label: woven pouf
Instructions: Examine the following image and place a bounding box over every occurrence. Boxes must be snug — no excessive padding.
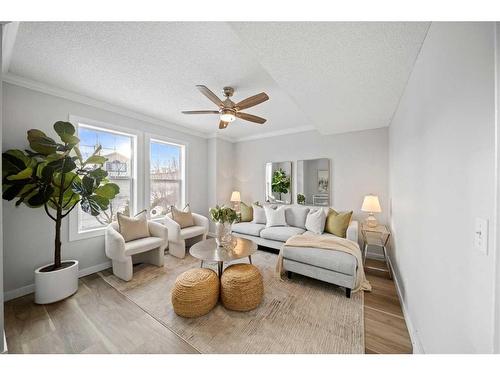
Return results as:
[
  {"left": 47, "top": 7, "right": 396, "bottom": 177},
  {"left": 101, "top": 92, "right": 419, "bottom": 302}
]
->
[
  {"left": 221, "top": 264, "right": 263, "bottom": 312},
  {"left": 171, "top": 268, "right": 220, "bottom": 318}
]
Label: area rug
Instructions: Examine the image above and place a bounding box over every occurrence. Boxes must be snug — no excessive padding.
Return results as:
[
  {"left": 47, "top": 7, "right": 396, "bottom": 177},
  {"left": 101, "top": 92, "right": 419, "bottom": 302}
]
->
[{"left": 100, "top": 250, "right": 364, "bottom": 353}]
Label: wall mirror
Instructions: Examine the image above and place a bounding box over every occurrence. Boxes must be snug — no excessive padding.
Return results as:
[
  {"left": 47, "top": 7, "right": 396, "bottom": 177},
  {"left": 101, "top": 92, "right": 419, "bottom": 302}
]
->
[
  {"left": 296, "top": 158, "right": 330, "bottom": 206},
  {"left": 265, "top": 161, "right": 292, "bottom": 204}
]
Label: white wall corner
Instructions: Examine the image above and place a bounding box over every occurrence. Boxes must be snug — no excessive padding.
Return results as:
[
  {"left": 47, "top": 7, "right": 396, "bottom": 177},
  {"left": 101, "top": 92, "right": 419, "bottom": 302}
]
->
[
  {"left": 1, "top": 21, "right": 19, "bottom": 74},
  {"left": 387, "top": 255, "right": 425, "bottom": 354}
]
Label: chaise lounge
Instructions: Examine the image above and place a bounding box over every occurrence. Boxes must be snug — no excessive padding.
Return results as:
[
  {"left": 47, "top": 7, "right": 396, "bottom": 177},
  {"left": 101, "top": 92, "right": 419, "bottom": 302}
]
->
[{"left": 232, "top": 205, "right": 359, "bottom": 297}]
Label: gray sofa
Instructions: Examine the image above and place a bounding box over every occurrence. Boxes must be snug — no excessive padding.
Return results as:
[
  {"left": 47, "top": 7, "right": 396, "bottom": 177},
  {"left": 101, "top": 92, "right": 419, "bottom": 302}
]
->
[{"left": 231, "top": 205, "right": 359, "bottom": 298}]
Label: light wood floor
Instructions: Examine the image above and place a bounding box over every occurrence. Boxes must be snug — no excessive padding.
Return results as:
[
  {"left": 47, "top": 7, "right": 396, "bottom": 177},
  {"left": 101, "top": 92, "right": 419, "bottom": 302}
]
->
[
  {"left": 4, "top": 258, "right": 412, "bottom": 354},
  {"left": 364, "top": 258, "right": 413, "bottom": 354}
]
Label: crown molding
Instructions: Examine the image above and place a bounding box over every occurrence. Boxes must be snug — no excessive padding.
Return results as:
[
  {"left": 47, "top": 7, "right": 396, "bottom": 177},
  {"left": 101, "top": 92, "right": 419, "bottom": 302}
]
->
[
  {"left": 2, "top": 72, "right": 212, "bottom": 139},
  {"left": 233, "top": 125, "right": 316, "bottom": 143},
  {"left": 2, "top": 73, "right": 321, "bottom": 144}
]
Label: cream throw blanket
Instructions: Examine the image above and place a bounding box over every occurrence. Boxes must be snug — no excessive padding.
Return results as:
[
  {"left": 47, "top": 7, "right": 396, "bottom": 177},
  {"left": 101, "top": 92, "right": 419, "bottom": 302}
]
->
[{"left": 276, "top": 233, "right": 372, "bottom": 293}]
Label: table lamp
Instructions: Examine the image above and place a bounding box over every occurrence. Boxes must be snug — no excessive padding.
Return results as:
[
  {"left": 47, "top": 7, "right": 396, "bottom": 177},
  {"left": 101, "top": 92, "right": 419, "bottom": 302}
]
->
[
  {"left": 361, "top": 194, "right": 381, "bottom": 228},
  {"left": 230, "top": 191, "right": 241, "bottom": 212}
]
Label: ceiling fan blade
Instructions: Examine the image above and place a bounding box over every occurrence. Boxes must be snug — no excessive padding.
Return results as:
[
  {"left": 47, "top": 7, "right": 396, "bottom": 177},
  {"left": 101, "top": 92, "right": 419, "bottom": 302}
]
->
[
  {"left": 236, "top": 112, "right": 267, "bottom": 124},
  {"left": 235, "top": 92, "right": 269, "bottom": 110},
  {"left": 182, "top": 110, "right": 220, "bottom": 115},
  {"left": 196, "top": 85, "right": 224, "bottom": 108},
  {"left": 219, "top": 120, "right": 229, "bottom": 129}
]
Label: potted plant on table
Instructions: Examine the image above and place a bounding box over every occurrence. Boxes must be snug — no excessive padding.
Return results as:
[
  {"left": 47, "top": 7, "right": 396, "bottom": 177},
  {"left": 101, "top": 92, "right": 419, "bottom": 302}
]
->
[
  {"left": 209, "top": 205, "right": 237, "bottom": 247},
  {"left": 2, "top": 121, "right": 120, "bottom": 304}
]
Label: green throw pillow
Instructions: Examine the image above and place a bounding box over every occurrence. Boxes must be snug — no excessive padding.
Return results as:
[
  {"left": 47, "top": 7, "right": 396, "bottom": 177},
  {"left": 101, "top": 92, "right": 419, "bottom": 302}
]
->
[
  {"left": 324, "top": 209, "right": 353, "bottom": 238},
  {"left": 240, "top": 202, "right": 253, "bottom": 222}
]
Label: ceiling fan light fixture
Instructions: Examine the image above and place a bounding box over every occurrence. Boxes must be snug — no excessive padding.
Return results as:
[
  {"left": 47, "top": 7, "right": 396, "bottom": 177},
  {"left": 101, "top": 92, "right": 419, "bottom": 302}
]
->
[{"left": 220, "top": 109, "right": 236, "bottom": 123}]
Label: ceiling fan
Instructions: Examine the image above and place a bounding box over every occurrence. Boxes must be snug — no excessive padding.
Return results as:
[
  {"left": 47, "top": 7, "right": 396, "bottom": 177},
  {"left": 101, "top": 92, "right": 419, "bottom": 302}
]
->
[{"left": 182, "top": 85, "right": 269, "bottom": 129}]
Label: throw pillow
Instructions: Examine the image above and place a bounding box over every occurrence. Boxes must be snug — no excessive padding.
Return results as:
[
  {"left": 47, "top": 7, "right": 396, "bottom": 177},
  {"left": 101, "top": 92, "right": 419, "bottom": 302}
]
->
[
  {"left": 170, "top": 204, "right": 194, "bottom": 228},
  {"left": 117, "top": 210, "right": 150, "bottom": 242},
  {"left": 240, "top": 202, "right": 253, "bottom": 222},
  {"left": 285, "top": 206, "right": 310, "bottom": 229},
  {"left": 264, "top": 205, "right": 287, "bottom": 227},
  {"left": 252, "top": 204, "right": 267, "bottom": 224},
  {"left": 325, "top": 209, "right": 353, "bottom": 238},
  {"left": 305, "top": 209, "right": 326, "bottom": 234}
]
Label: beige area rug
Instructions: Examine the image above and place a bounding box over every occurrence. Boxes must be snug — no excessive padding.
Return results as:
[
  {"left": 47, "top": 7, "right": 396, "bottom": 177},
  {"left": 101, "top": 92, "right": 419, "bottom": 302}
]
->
[{"left": 100, "top": 250, "right": 364, "bottom": 354}]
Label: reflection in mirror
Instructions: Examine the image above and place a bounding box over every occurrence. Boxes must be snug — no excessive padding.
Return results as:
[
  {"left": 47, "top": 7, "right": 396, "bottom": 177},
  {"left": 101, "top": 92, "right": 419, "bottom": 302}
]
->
[
  {"left": 265, "top": 161, "right": 292, "bottom": 204},
  {"left": 296, "top": 158, "right": 330, "bottom": 206}
]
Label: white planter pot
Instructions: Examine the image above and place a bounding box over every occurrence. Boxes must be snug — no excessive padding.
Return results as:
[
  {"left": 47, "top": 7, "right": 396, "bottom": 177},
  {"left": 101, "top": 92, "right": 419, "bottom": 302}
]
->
[{"left": 34, "top": 260, "right": 79, "bottom": 304}]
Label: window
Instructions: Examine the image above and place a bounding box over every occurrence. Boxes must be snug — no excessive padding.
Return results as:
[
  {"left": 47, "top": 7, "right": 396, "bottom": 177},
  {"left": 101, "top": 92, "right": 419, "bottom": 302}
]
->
[
  {"left": 148, "top": 139, "right": 185, "bottom": 218},
  {"left": 77, "top": 124, "right": 136, "bottom": 232}
]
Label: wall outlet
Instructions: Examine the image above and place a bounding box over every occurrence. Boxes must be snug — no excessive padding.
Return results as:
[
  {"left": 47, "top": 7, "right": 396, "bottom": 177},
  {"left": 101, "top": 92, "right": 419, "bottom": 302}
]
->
[{"left": 474, "top": 218, "right": 488, "bottom": 255}]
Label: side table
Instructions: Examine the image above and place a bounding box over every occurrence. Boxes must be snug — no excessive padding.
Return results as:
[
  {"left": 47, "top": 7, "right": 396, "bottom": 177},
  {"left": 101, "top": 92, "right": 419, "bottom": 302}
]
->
[{"left": 361, "top": 223, "right": 392, "bottom": 279}]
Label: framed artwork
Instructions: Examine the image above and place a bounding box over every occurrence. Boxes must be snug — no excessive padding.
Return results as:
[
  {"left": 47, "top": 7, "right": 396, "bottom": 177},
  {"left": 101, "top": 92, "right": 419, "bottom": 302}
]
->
[{"left": 317, "top": 170, "right": 329, "bottom": 193}]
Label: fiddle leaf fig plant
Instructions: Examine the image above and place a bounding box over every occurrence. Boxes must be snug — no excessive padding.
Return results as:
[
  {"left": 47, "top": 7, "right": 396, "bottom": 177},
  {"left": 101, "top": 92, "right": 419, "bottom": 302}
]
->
[
  {"left": 271, "top": 168, "right": 291, "bottom": 200},
  {"left": 2, "top": 121, "right": 120, "bottom": 271}
]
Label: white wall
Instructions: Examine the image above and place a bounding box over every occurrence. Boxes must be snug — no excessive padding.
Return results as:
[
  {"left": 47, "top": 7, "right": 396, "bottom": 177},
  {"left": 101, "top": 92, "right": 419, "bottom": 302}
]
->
[
  {"left": 389, "top": 22, "right": 496, "bottom": 353},
  {"left": 2, "top": 82, "right": 209, "bottom": 298},
  {"left": 233, "top": 128, "right": 389, "bottom": 224},
  {"left": 0, "top": 25, "right": 5, "bottom": 353},
  {"left": 206, "top": 137, "right": 235, "bottom": 232}
]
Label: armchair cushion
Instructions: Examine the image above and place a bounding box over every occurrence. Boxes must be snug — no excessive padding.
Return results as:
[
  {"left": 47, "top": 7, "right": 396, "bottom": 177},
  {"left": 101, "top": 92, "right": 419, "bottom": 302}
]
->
[
  {"left": 117, "top": 210, "right": 150, "bottom": 242},
  {"left": 125, "top": 237, "right": 165, "bottom": 256},
  {"left": 180, "top": 225, "right": 207, "bottom": 240},
  {"left": 170, "top": 205, "right": 194, "bottom": 228}
]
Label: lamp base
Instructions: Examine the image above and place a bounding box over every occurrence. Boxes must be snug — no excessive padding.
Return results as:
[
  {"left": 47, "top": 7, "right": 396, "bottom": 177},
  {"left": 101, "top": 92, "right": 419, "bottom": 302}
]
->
[{"left": 365, "top": 213, "right": 378, "bottom": 228}]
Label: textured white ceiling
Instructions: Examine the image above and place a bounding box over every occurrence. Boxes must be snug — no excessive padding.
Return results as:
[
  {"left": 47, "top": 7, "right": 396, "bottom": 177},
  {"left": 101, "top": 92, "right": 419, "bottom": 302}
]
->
[
  {"left": 8, "top": 22, "right": 429, "bottom": 140},
  {"left": 230, "top": 22, "right": 430, "bottom": 134}
]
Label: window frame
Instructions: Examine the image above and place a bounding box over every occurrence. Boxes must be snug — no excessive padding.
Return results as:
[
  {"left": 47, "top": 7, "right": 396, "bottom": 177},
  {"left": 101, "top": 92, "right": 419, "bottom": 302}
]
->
[
  {"left": 68, "top": 115, "right": 140, "bottom": 241},
  {"left": 144, "top": 133, "right": 188, "bottom": 221}
]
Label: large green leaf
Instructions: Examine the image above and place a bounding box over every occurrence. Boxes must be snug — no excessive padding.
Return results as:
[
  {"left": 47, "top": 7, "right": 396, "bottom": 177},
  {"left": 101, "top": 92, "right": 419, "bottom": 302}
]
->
[
  {"left": 91, "top": 195, "right": 110, "bottom": 210},
  {"left": 53, "top": 171, "right": 77, "bottom": 190},
  {"left": 27, "top": 129, "right": 58, "bottom": 155},
  {"left": 2, "top": 151, "right": 27, "bottom": 176},
  {"left": 54, "top": 121, "right": 75, "bottom": 138},
  {"left": 88, "top": 169, "right": 108, "bottom": 185},
  {"left": 80, "top": 197, "right": 101, "bottom": 216},
  {"left": 6, "top": 167, "right": 33, "bottom": 181},
  {"left": 2, "top": 184, "right": 24, "bottom": 201},
  {"left": 95, "top": 183, "right": 120, "bottom": 199},
  {"left": 47, "top": 156, "right": 76, "bottom": 174},
  {"left": 15, "top": 184, "right": 38, "bottom": 206},
  {"left": 85, "top": 155, "right": 107, "bottom": 165},
  {"left": 27, "top": 185, "right": 55, "bottom": 207}
]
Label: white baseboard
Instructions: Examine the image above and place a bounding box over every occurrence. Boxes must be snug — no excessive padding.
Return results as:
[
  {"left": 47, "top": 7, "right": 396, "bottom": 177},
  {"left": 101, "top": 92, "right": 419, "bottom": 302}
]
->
[
  {"left": 3, "top": 261, "right": 112, "bottom": 302},
  {"left": 387, "top": 256, "right": 424, "bottom": 354}
]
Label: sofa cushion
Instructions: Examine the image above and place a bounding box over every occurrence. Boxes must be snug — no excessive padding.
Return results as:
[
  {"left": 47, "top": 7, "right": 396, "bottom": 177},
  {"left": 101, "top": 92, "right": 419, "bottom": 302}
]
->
[
  {"left": 252, "top": 204, "right": 266, "bottom": 224},
  {"left": 232, "top": 222, "right": 266, "bottom": 236},
  {"left": 305, "top": 209, "right": 326, "bottom": 234},
  {"left": 265, "top": 205, "right": 287, "bottom": 227},
  {"left": 324, "top": 209, "right": 352, "bottom": 238},
  {"left": 125, "top": 236, "right": 164, "bottom": 256},
  {"left": 180, "top": 225, "right": 207, "bottom": 239},
  {"left": 282, "top": 246, "right": 357, "bottom": 276},
  {"left": 285, "top": 206, "right": 310, "bottom": 229},
  {"left": 240, "top": 202, "right": 253, "bottom": 222},
  {"left": 260, "top": 226, "right": 305, "bottom": 242}
]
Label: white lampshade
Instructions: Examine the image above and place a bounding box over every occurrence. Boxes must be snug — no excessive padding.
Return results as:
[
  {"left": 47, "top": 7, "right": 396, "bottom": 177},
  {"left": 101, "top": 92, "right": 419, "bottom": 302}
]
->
[
  {"left": 230, "top": 191, "right": 241, "bottom": 202},
  {"left": 361, "top": 195, "right": 382, "bottom": 213}
]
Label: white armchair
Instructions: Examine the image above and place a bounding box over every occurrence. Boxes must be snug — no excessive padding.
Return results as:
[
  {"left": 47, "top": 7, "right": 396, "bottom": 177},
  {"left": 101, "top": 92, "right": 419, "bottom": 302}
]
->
[
  {"left": 164, "top": 213, "right": 209, "bottom": 258},
  {"left": 105, "top": 221, "right": 168, "bottom": 281}
]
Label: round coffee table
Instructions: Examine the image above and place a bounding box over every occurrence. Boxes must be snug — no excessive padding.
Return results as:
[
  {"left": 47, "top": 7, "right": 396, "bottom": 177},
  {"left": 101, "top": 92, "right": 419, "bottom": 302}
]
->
[{"left": 189, "top": 237, "right": 257, "bottom": 277}]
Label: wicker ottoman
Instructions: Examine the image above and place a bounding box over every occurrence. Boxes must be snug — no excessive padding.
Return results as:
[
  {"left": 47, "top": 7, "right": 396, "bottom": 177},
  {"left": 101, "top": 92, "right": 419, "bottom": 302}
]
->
[
  {"left": 221, "top": 264, "right": 263, "bottom": 312},
  {"left": 171, "top": 268, "right": 220, "bottom": 318}
]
